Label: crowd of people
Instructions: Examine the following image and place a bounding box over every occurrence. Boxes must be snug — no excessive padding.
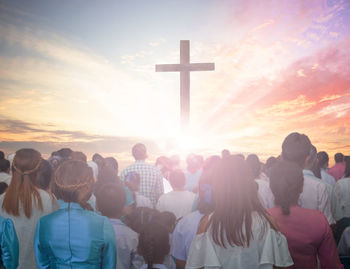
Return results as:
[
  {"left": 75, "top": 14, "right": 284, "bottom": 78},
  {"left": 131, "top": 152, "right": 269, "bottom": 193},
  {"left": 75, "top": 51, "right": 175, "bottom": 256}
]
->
[{"left": 0, "top": 132, "right": 349, "bottom": 269}]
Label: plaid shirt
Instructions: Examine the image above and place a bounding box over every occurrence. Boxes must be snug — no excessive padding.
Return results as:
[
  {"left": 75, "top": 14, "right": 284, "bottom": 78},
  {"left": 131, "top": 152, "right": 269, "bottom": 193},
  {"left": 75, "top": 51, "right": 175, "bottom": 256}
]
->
[{"left": 120, "top": 160, "right": 164, "bottom": 206}]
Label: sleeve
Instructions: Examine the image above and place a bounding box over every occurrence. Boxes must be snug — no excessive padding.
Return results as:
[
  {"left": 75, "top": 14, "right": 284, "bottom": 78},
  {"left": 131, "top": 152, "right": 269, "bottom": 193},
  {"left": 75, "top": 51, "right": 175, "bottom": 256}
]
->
[
  {"left": 317, "top": 183, "right": 335, "bottom": 224},
  {"left": 259, "top": 228, "right": 294, "bottom": 267},
  {"left": 34, "top": 219, "right": 51, "bottom": 269},
  {"left": 1, "top": 219, "right": 19, "bottom": 269},
  {"left": 185, "top": 233, "right": 221, "bottom": 269},
  {"left": 102, "top": 218, "right": 117, "bottom": 269},
  {"left": 318, "top": 214, "right": 344, "bottom": 269},
  {"left": 171, "top": 221, "right": 187, "bottom": 261}
]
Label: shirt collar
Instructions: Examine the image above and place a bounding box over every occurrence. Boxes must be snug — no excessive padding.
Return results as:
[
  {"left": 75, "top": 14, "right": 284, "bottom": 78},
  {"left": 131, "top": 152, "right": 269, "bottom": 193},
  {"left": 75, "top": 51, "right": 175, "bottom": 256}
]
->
[
  {"left": 303, "top": 169, "right": 315, "bottom": 177},
  {"left": 58, "top": 200, "right": 84, "bottom": 210},
  {"left": 109, "top": 218, "right": 125, "bottom": 226}
]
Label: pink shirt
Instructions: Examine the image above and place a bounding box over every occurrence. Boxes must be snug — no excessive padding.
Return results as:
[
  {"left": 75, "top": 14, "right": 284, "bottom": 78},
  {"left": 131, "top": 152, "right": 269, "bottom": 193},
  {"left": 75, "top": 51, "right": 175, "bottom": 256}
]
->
[
  {"left": 268, "top": 206, "right": 343, "bottom": 269},
  {"left": 329, "top": 163, "right": 346, "bottom": 181}
]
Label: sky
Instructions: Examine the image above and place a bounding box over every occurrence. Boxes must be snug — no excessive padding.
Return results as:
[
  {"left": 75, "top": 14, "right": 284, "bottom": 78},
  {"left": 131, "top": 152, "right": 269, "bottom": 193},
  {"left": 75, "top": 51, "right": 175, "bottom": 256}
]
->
[{"left": 0, "top": 0, "right": 350, "bottom": 167}]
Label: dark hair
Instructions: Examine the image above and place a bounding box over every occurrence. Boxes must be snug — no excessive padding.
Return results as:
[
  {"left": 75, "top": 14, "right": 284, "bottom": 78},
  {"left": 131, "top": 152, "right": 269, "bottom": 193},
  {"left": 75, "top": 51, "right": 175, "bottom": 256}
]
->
[
  {"left": 56, "top": 148, "right": 73, "bottom": 160},
  {"left": 306, "top": 145, "right": 318, "bottom": 171},
  {"left": 0, "top": 182, "right": 8, "bottom": 195},
  {"left": 0, "top": 151, "right": 4, "bottom": 159},
  {"left": 105, "top": 157, "right": 119, "bottom": 175},
  {"left": 95, "top": 183, "right": 126, "bottom": 218},
  {"left": 126, "top": 207, "right": 159, "bottom": 234},
  {"left": 92, "top": 153, "right": 105, "bottom": 171},
  {"left": 168, "top": 169, "right": 186, "bottom": 189},
  {"left": 95, "top": 165, "right": 121, "bottom": 195},
  {"left": 71, "top": 151, "right": 87, "bottom": 162},
  {"left": 246, "top": 154, "right": 261, "bottom": 178},
  {"left": 138, "top": 222, "right": 170, "bottom": 269},
  {"left": 344, "top": 156, "right": 350, "bottom": 178},
  {"left": 155, "top": 211, "right": 176, "bottom": 233},
  {"left": 37, "top": 159, "right": 53, "bottom": 190},
  {"left": 51, "top": 160, "right": 94, "bottom": 211},
  {"left": 282, "top": 132, "right": 311, "bottom": 167},
  {"left": 335, "top": 153, "right": 344, "bottom": 163},
  {"left": 313, "top": 151, "right": 329, "bottom": 178},
  {"left": 269, "top": 160, "right": 304, "bottom": 215},
  {"left": 0, "top": 159, "right": 10, "bottom": 172},
  {"left": 2, "top": 149, "right": 43, "bottom": 218},
  {"left": 132, "top": 143, "right": 147, "bottom": 160},
  {"left": 209, "top": 156, "right": 272, "bottom": 248}
]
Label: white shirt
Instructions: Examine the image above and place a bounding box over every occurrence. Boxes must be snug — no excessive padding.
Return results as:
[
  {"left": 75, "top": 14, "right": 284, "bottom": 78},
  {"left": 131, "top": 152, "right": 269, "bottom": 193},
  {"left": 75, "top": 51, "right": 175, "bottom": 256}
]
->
[
  {"left": 321, "top": 168, "right": 336, "bottom": 187},
  {"left": 171, "top": 210, "right": 204, "bottom": 261},
  {"left": 186, "top": 213, "right": 293, "bottom": 269},
  {"left": 255, "top": 179, "right": 274, "bottom": 209},
  {"left": 109, "top": 218, "right": 143, "bottom": 269},
  {"left": 184, "top": 169, "right": 202, "bottom": 192},
  {"left": 338, "top": 226, "right": 350, "bottom": 256},
  {"left": 135, "top": 193, "right": 153, "bottom": 209},
  {"left": 0, "top": 172, "right": 11, "bottom": 185},
  {"left": 331, "top": 177, "right": 350, "bottom": 222},
  {"left": 156, "top": 190, "right": 196, "bottom": 219}
]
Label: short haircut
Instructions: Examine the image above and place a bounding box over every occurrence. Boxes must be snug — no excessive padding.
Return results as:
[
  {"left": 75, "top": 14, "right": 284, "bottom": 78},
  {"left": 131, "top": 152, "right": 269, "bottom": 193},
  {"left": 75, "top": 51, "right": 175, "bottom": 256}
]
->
[
  {"left": 317, "top": 151, "right": 329, "bottom": 168},
  {"left": 282, "top": 132, "right": 311, "bottom": 167},
  {"left": 95, "top": 183, "right": 126, "bottom": 218},
  {"left": 132, "top": 143, "right": 147, "bottom": 160},
  {"left": 335, "top": 153, "right": 344, "bottom": 163},
  {"left": 0, "top": 159, "right": 10, "bottom": 172},
  {"left": 168, "top": 169, "right": 186, "bottom": 189}
]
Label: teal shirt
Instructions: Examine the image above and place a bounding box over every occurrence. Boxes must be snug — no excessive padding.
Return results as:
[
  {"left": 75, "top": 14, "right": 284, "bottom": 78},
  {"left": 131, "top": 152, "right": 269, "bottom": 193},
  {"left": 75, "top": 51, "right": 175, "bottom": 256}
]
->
[
  {"left": 34, "top": 200, "right": 116, "bottom": 269},
  {"left": 0, "top": 216, "right": 19, "bottom": 269}
]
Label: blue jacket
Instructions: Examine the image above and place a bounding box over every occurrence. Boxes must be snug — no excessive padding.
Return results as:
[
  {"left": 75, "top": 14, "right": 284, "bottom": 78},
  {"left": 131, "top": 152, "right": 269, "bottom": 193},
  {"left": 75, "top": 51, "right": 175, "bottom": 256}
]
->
[
  {"left": 34, "top": 200, "right": 116, "bottom": 269},
  {"left": 0, "top": 216, "right": 19, "bottom": 269}
]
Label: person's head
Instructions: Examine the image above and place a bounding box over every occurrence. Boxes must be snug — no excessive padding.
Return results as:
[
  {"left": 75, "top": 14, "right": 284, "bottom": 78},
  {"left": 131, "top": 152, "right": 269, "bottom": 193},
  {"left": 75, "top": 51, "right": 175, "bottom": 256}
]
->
[
  {"left": 56, "top": 148, "right": 73, "bottom": 160},
  {"left": 344, "top": 156, "right": 350, "bottom": 178},
  {"left": 335, "top": 153, "right": 344, "bottom": 164},
  {"left": 155, "top": 211, "right": 176, "bottom": 233},
  {"left": 0, "top": 159, "right": 10, "bottom": 173},
  {"left": 51, "top": 160, "right": 94, "bottom": 211},
  {"left": 37, "top": 159, "right": 53, "bottom": 190},
  {"left": 2, "top": 148, "right": 43, "bottom": 218},
  {"left": 305, "top": 145, "right": 318, "bottom": 171},
  {"left": 282, "top": 132, "right": 311, "bottom": 167},
  {"left": 209, "top": 155, "right": 271, "bottom": 247},
  {"left": 0, "top": 151, "right": 4, "bottom": 159},
  {"left": 92, "top": 153, "right": 105, "bottom": 171},
  {"left": 168, "top": 169, "right": 186, "bottom": 190},
  {"left": 317, "top": 151, "right": 329, "bottom": 169},
  {"left": 124, "top": 171, "right": 141, "bottom": 192},
  {"left": 186, "top": 154, "right": 199, "bottom": 171},
  {"left": 0, "top": 182, "right": 8, "bottom": 195},
  {"left": 104, "top": 157, "right": 119, "bottom": 175},
  {"left": 221, "top": 149, "right": 230, "bottom": 159},
  {"left": 125, "top": 207, "right": 159, "bottom": 233},
  {"left": 94, "top": 164, "right": 120, "bottom": 195},
  {"left": 138, "top": 222, "right": 170, "bottom": 269},
  {"left": 155, "top": 156, "right": 172, "bottom": 178},
  {"left": 269, "top": 160, "right": 304, "bottom": 215},
  {"left": 264, "top": 156, "right": 277, "bottom": 177},
  {"left": 95, "top": 183, "right": 126, "bottom": 219},
  {"left": 132, "top": 143, "right": 147, "bottom": 161},
  {"left": 246, "top": 154, "right": 261, "bottom": 179},
  {"left": 71, "top": 151, "right": 87, "bottom": 162}
]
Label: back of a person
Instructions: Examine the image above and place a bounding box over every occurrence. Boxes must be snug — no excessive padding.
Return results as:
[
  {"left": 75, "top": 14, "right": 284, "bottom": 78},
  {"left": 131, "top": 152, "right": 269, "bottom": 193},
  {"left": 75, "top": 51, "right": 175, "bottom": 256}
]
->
[
  {"left": 37, "top": 204, "right": 109, "bottom": 268},
  {"left": 157, "top": 190, "right": 195, "bottom": 219},
  {"left": 329, "top": 163, "right": 346, "bottom": 181},
  {"left": 269, "top": 206, "right": 329, "bottom": 269}
]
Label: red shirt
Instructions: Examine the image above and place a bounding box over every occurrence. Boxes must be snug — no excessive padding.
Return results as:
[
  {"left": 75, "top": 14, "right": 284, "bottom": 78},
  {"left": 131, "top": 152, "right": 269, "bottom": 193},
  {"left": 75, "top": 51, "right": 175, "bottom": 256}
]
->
[
  {"left": 268, "top": 206, "right": 343, "bottom": 269},
  {"left": 329, "top": 163, "right": 346, "bottom": 181}
]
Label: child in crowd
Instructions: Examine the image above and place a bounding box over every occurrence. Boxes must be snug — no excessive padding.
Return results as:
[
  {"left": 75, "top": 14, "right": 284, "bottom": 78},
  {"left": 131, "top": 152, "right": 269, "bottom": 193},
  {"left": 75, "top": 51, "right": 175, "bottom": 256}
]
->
[
  {"left": 156, "top": 169, "right": 196, "bottom": 219},
  {"left": 138, "top": 222, "right": 171, "bottom": 269},
  {"left": 96, "top": 182, "right": 143, "bottom": 269},
  {"left": 125, "top": 171, "right": 153, "bottom": 208},
  {"left": 34, "top": 160, "right": 116, "bottom": 268},
  {"left": 0, "top": 216, "right": 19, "bottom": 269}
]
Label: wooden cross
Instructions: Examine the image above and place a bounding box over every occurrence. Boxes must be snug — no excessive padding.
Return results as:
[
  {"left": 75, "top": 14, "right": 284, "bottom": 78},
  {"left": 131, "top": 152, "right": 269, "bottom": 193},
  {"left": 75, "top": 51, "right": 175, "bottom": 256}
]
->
[{"left": 155, "top": 40, "right": 215, "bottom": 129}]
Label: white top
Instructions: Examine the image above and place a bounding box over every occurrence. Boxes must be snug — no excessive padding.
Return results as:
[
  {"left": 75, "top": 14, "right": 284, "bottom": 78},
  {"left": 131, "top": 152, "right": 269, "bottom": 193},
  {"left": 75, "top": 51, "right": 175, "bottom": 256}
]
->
[
  {"left": 186, "top": 213, "right": 293, "bottom": 269},
  {"left": 109, "top": 218, "right": 143, "bottom": 269},
  {"left": 0, "top": 172, "right": 11, "bottom": 185},
  {"left": 321, "top": 168, "right": 336, "bottom": 187},
  {"left": 135, "top": 193, "right": 153, "bottom": 209},
  {"left": 184, "top": 169, "right": 202, "bottom": 192},
  {"left": 156, "top": 190, "right": 196, "bottom": 219},
  {"left": 331, "top": 177, "right": 350, "bottom": 221},
  {"left": 255, "top": 179, "right": 274, "bottom": 209},
  {"left": 171, "top": 210, "right": 204, "bottom": 261},
  {"left": 338, "top": 226, "right": 350, "bottom": 256},
  {"left": 0, "top": 189, "right": 58, "bottom": 269}
]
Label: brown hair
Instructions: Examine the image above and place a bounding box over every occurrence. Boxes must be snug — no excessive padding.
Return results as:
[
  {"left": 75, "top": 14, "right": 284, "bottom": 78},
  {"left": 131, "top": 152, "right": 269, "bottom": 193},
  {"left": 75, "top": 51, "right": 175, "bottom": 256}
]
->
[
  {"left": 209, "top": 155, "right": 273, "bottom": 248},
  {"left": 2, "top": 148, "right": 43, "bottom": 218},
  {"left": 51, "top": 160, "right": 94, "bottom": 211}
]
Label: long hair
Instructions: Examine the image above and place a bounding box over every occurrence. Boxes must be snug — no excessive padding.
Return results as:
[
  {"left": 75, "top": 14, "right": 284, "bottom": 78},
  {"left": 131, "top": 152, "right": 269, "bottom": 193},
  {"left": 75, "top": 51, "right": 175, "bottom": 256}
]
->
[
  {"left": 269, "top": 160, "right": 304, "bottom": 215},
  {"left": 2, "top": 148, "right": 43, "bottom": 218},
  {"left": 208, "top": 156, "right": 272, "bottom": 248},
  {"left": 51, "top": 160, "right": 94, "bottom": 211}
]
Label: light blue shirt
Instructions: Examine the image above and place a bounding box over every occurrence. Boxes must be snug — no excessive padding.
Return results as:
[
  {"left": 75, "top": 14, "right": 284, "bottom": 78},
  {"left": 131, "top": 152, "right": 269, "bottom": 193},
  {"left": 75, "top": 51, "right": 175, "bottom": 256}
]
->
[{"left": 0, "top": 216, "right": 19, "bottom": 269}]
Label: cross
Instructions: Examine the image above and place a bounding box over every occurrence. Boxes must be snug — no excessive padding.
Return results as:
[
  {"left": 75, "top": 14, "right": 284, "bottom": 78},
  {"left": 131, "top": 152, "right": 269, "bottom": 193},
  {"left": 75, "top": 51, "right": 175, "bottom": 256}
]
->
[{"left": 155, "top": 40, "right": 215, "bottom": 129}]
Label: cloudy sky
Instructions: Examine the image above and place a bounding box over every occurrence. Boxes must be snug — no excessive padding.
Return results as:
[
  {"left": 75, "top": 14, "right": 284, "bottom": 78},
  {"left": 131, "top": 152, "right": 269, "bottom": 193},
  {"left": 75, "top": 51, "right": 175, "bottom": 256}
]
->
[{"left": 0, "top": 0, "right": 349, "bottom": 166}]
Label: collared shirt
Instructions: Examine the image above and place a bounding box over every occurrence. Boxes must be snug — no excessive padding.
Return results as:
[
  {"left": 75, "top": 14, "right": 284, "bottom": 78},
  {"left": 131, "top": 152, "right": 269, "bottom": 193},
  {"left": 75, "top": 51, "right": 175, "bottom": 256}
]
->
[
  {"left": 321, "top": 168, "right": 336, "bottom": 187},
  {"left": 303, "top": 169, "right": 333, "bottom": 197},
  {"left": 120, "top": 160, "right": 164, "bottom": 206},
  {"left": 255, "top": 179, "right": 275, "bottom": 209},
  {"left": 331, "top": 177, "right": 350, "bottom": 222},
  {"left": 109, "top": 218, "right": 143, "bottom": 269},
  {"left": 329, "top": 163, "right": 346, "bottom": 181}
]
